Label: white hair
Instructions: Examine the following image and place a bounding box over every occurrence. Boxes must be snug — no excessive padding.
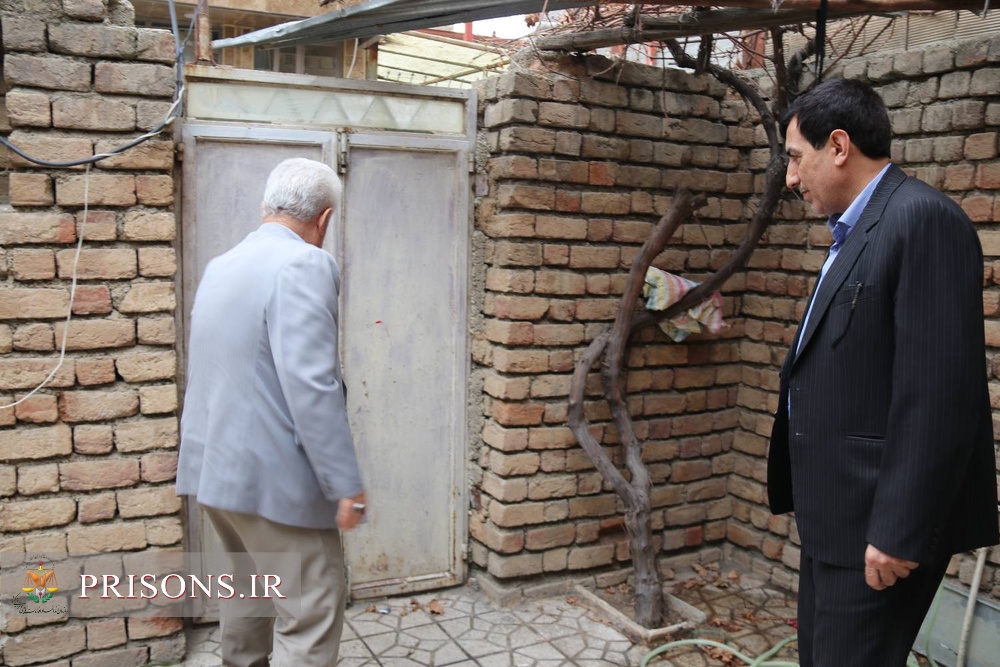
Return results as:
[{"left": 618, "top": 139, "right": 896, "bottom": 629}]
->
[{"left": 262, "top": 158, "right": 342, "bottom": 223}]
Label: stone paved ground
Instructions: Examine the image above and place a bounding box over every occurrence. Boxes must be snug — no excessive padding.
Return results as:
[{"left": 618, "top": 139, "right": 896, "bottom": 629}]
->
[{"left": 179, "top": 573, "right": 800, "bottom": 666}]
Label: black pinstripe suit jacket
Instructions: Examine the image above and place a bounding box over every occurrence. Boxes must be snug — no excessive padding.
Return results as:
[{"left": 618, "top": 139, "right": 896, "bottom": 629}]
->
[{"left": 768, "top": 164, "right": 999, "bottom": 568}]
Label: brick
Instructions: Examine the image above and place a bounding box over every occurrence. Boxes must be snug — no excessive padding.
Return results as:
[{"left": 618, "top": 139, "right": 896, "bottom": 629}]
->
[
  {"left": 488, "top": 551, "right": 543, "bottom": 578},
  {"left": 568, "top": 543, "right": 615, "bottom": 570},
  {"left": 2, "top": 625, "right": 86, "bottom": 665},
  {"left": 493, "top": 348, "right": 549, "bottom": 373},
  {"left": 16, "top": 463, "right": 59, "bottom": 494},
  {"left": 67, "top": 522, "right": 147, "bottom": 553},
  {"left": 50, "top": 23, "right": 137, "bottom": 58},
  {"left": 64, "top": 0, "right": 108, "bottom": 20},
  {"left": 0, "top": 466, "right": 15, "bottom": 496},
  {"left": 487, "top": 155, "right": 537, "bottom": 179},
  {"left": 13, "top": 323, "right": 54, "bottom": 351},
  {"left": 497, "top": 183, "right": 555, "bottom": 211},
  {"left": 978, "top": 163, "right": 1000, "bottom": 190},
  {"left": 9, "top": 173, "right": 54, "bottom": 206},
  {"left": 534, "top": 271, "right": 586, "bottom": 296},
  {"left": 11, "top": 249, "right": 56, "bottom": 280},
  {"left": 0, "top": 211, "right": 76, "bottom": 244},
  {"left": 79, "top": 492, "right": 117, "bottom": 523},
  {"left": 971, "top": 69, "right": 1000, "bottom": 97},
  {"left": 87, "top": 618, "right": 127, "bottom": 650},
  {"left": 489, "top": 450, "right": 540, "bottom": 476},
  {"left": 135, "top": 174, "right": 174, "bottom": 205},
  {"left": 498, "top": 126, "right": 556, "bottom": 154},
  {"left": 56, "top": 248, "right": 137, "bottom": 280},
  {"left": 0, "top": 358, "right": 75, "bottom": 390},
  {"left": 580, "top": 192, "right": 630, "bottom": 215},
  {"left": 6, "top": 90, "right": 51, "bottom": 127},
  {"left": 497, "top": 70, "right": 551, "bottom": 98},
  {"left": 528, "top": 474, "right": 576, "bottom": 500},
  {"left": 146, "top": 517, "right": 184, "bottom": 547},
  {"left": 57, "top": 173, "right": 136, "bottom": 206},
  {"left": 52, "top": 96, "right": 135, "bottom": 131},
  {"left": 15, "top": 394, "right": 59, "bottom": 424},
  {"left": 122, "top": 210, "right": 176, "bottom": 241},
  {"left": 570, "top": 246, "right": 619, "bottom": 269},
  {"left": 493, "top": 295, "right": 549, "bottom": 320},
  {"left": 953, "top": 100, "right": 986, "bottom": 130},
  {"left": 489, "top": 499, "right": 544, "bottom": 527},
  {"left": 61, "top": 459, "right": 139, "bottom": 490},
  {"left": 554, "top": 131, "right": 582, "bottom": 156},
  {"left": 120, "top": 283, "right": 176, "bottom": 314},
  {"left": 7, "top": 131, "right": 94, "bottom": 170},
  {"left": 4, "top": 54, "right": 91, "bottom": 91},
  {"left": 538, "top": 159, "right": 589, "bottom": 184},
  {"left": 54, "top": 319, "right": 135, "bottom": 351},
  {"left": 60, "top": 390, "right": 139, "bottom": 423},
  {"left": 128, "top": 616, "right": 184, "bottom": 641},
  {"left": 76, "top": 357, "right": 117, "bottom": 386},
  {"left": 484, "top": 374, "right": 530, "bottom": 400},
  {"left": 140, "top": 451, "right": 177, "bottom": 482},
  {"left": 581, "top": 135, "right": 629, "bottom": 160},
  {"left": 116, "top": 351, "right": 176, "bottom": 382},
  {"left": 966, "top": 133, "right": 998, "bottom": 161},
  {"left": 136, "top": 100, "right": 173, "bottom": 130},
  {"left": 531, "top": 323, "right": 584, "bottom": 348},
  {"left": 95, "top": 139, "right": 173, "bottom": 170},
  {"left": 114, "top": 417, "right": 178, "bottom": 452},
  {"left": 2, "top": 17, "right": 47, "bottom": 52},
  {"left": 526, "top": 524, "right": 575, "bottom": 550},
  {"left": 138, "top": 316, "right": 175, "bottom": 345},
  {"left": 73, "top": 286, "right": 114, "bottom": 316},
  {"left": 136, "top": 29, "right": 176, "bottom": 63},
  {"left": 117, "top": 485, "right": 181, "bottom": 518},
  {"left": 0, "top": 496, "right": 76, "bottom": 532},
  {"left": 74, "top": 424, "right": 113, "bottom": 455},
  {"left": 470, "top": 514, "right": 524, "bottom": 553},
  {"left": 484, "top": 98, "right": 538, "bottom": 127},
  {"left": 538, "top": 102, "right": 589, "bottom": 129},
  {"left": 95, "top": 61, "right": 176, "bottom": 97},
  {"left": 137, "top": 385, "right": 177, "bottom": 416},
  {"left": 534, "top": 215, "right": 587, "bottom": 240},
  {"left": 76, "top": 210, "right": 118, "bottom": 241}
]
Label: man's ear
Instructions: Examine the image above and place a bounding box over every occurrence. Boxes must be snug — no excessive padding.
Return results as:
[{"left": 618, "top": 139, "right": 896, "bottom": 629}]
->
[
  {"left": 829, "top": 129, "right": 852, "bottom": 166},
  {"left": 316, "top": 208, "right": 333, "bottom": 244}
]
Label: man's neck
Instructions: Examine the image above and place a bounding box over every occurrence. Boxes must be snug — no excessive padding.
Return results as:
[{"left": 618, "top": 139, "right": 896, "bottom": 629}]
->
[
  {"left": 262, "top": 215, "right": 309, "bottom": 241},
  {"left": 841, "top": 159, "right": 891, "bottom": 210}
]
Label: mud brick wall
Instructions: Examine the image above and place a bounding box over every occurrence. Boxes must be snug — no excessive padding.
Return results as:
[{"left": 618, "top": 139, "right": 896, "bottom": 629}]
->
[
  {"left": 0, "top": 0, "right": 184, "bottom": 665},
  {"left": 470, "top": 56, "right": 768, "bottom": 587},
  {"left": 726, "top": 36, "right": 1000, "bottom": 603}
]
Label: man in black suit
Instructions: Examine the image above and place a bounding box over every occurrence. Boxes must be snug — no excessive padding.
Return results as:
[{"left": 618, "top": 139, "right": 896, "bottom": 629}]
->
[{"left": 768, "top": 78, "right": 999, "bottom": 666}]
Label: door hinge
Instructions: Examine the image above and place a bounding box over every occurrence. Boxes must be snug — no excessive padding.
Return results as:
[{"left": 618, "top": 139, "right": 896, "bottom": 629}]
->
[
  {"left": 336, "top": 130, "right": 350, "bottom": 175},
  {"left": 466, "top": 152, "right": 475, "bottom": 173},
  {"left": 461, "top": 543, "right": 470, "bottom": 561}
]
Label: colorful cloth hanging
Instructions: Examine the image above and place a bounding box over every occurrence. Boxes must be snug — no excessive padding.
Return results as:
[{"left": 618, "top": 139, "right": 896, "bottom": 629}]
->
[{"left": 642, "top": 267, "right": 728, "bottom": 342}]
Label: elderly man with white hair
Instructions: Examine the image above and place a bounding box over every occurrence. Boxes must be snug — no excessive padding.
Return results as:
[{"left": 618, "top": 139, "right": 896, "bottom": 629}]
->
[{"left": 177, "top": 157, "right": 366, "bottom": 667}]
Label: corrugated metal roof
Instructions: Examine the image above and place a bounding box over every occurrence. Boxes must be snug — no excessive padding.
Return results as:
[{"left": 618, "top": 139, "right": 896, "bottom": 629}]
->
[{"left": 212, "top": 0, "right": 591, "bottom": 50}]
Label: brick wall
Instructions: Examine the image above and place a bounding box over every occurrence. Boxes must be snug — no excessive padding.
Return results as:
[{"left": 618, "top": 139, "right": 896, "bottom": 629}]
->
[
  {"left": 0, "top": 0, "right": 184, "bottom": 664},
  {"left": 472, "top": 38, "right": 1000, "bottom": 608},
  {"left": 728, "top": 36, "right": 1000, "bottom": 603},
  {"left": 470, "top": 58, "right": 764, "bottom": 586}
]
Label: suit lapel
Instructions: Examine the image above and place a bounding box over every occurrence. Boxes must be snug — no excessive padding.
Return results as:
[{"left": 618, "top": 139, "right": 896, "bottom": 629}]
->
[{"left": 792, "top": 165, "right": 907, "bottom": 365}]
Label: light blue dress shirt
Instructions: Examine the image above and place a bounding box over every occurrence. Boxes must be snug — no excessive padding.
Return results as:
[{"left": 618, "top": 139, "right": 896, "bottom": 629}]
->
[{"left": 796, "top": 163, "right": 892, "bottom": 356}]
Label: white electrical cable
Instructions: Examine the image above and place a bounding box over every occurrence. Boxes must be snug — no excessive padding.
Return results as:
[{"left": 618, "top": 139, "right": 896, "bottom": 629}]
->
[
  {"left": 0, "top": 166, "right": 89, "bottom": 410},
  {"left": 957, "top": 546, "right": 989, "bottom": 667}
]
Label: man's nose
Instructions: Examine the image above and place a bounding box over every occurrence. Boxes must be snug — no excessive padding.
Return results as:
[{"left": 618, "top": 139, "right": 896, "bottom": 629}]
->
[{"left": 786, "top": 165, "right": 799, "bottom": 190}]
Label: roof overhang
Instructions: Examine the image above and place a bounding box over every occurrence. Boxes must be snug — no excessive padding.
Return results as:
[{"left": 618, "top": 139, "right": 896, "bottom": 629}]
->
[{"left": 212, "top": 0, "right": 592, "bottom": 50}]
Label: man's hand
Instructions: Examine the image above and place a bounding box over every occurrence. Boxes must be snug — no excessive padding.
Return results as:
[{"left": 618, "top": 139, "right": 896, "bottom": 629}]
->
[
  {"left": 865, "top": 544, "right": 918, "bottom": 590},
  {"left": 337, "top": 492, "right": 366, "bottom": 531}
]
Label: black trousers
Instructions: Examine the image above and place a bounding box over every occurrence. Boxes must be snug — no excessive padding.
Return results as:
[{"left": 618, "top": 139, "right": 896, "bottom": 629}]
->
[{"left": 797, "top": 551, "right": 950, "bottom": 667}]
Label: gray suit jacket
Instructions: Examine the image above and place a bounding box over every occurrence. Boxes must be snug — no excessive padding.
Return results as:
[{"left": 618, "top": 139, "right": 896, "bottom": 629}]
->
[{"left": 177, "top": 223, "right": 363, "bottom": 529}]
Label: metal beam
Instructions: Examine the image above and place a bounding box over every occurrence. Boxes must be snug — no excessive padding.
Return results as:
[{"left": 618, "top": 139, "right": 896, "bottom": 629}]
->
[
  {"left": 212, "top": 0, "right": 589, "bottom": 50},
  {"left": 637, "top": 0, "right": 982, "bottom": 8},
  {"left": 536, "top": 7, "right": 870, "bottom": 51}
]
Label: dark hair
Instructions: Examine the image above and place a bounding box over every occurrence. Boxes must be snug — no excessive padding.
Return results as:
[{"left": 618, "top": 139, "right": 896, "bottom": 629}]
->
[{"left": 780, "top": 79, "right": 891, "bottom": 159}]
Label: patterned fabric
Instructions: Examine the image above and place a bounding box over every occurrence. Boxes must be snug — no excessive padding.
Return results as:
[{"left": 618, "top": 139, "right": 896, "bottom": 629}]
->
[
  {"left": 830, "top": 218, "right": 850, "bottom": 251},
  {"left": 642, "top": 267, "right": 728, "bottom": 342}
]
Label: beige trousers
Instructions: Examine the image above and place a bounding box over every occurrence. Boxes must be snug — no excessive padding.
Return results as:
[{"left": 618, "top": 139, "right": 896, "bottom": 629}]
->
[{"left": 202, "top": 506, "right": 347, "bottom": 667}]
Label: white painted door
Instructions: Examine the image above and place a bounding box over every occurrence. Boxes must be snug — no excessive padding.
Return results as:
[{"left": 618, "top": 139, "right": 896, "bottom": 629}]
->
[
  {"left": 339, "top": 132, "right": 470, "bottom": 598},
  {"left": 180, "top": 123, "right": 470, "bottom": 600}
]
